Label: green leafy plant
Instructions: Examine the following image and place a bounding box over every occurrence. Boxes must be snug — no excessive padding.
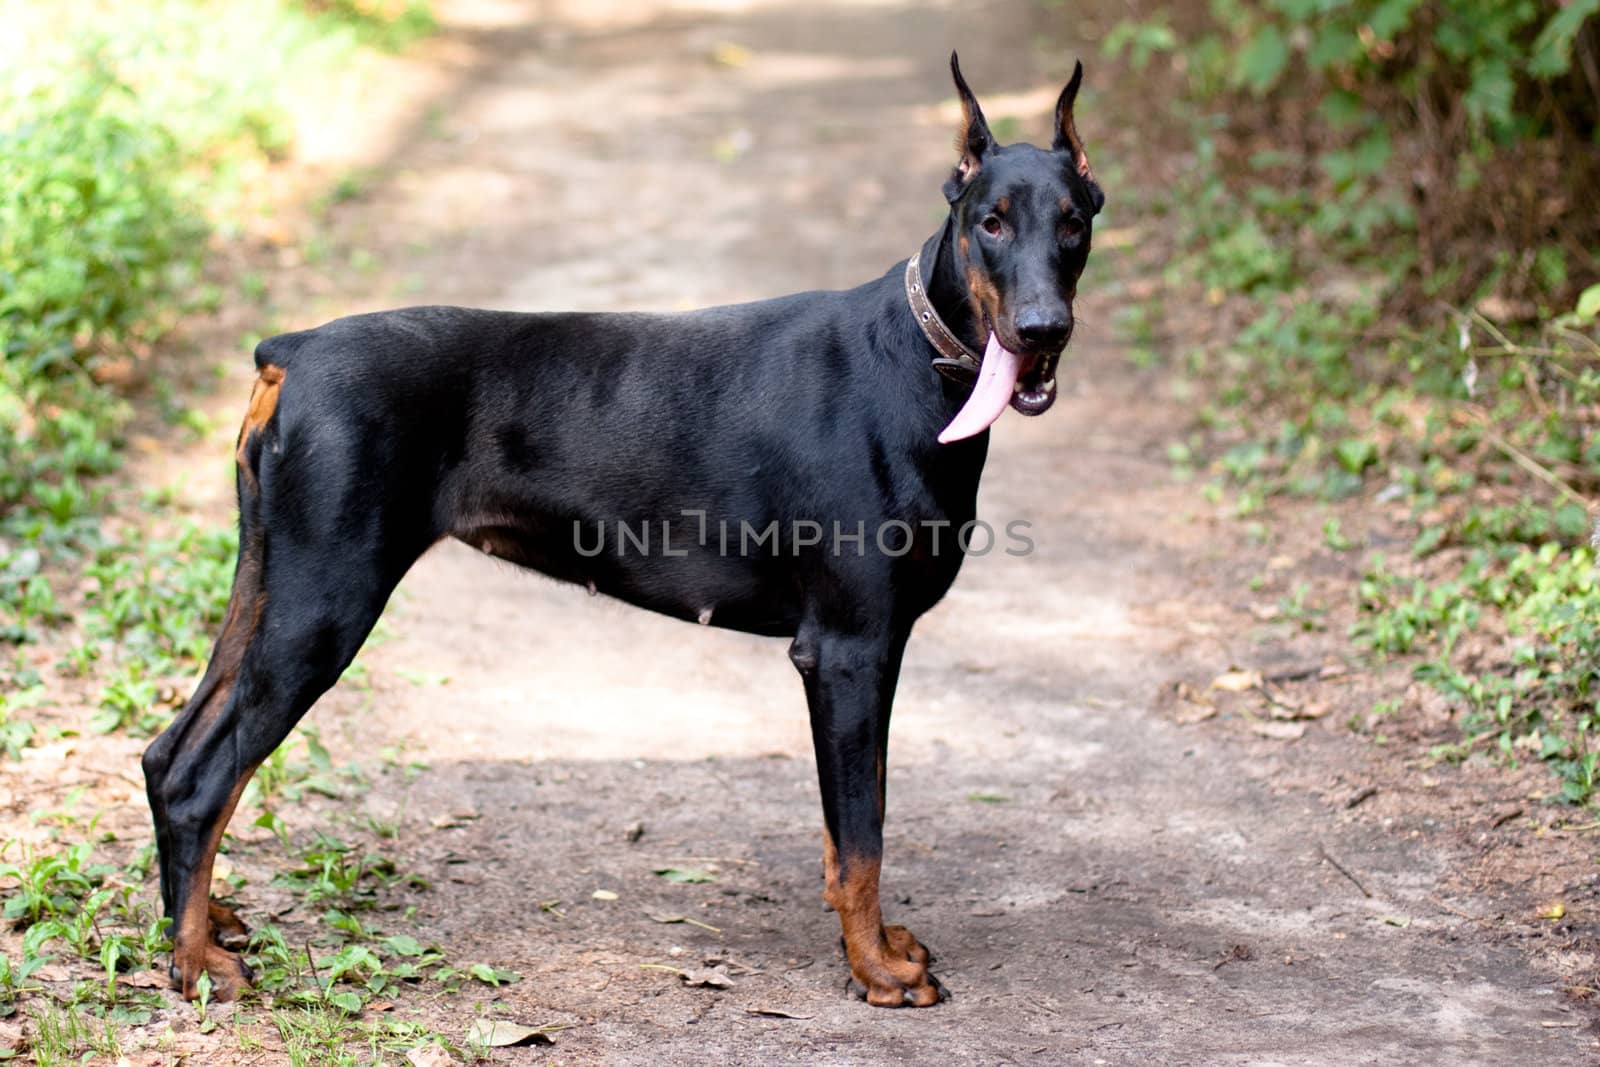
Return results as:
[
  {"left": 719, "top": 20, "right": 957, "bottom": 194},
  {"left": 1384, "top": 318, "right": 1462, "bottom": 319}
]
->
[{"left": 1107, "top": 0, "right": 1600, "bottom": 804}]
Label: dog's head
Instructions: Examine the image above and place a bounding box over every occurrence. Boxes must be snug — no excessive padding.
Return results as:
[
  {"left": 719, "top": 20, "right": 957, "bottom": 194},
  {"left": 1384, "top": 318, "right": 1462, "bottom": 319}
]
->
[{"left": 935, "top": 53, "right": 1103, "bottom": 443}]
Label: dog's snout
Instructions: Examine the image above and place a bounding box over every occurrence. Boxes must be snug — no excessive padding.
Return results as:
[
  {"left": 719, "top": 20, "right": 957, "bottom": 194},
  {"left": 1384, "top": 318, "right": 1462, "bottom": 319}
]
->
[{"left": 1013, "top": 308, "right": 1072, "bottom": 352}]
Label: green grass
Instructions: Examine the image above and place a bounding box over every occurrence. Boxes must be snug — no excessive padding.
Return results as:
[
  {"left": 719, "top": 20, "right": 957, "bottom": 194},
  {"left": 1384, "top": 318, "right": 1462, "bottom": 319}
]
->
[
  {"left": 0, "top": 0, "right": 436, "bottom": 747},
  {"left": 0, "top": 824, "right": 512, "bottom": 1061},
  {"left": 0, "top": 0, "right": 464, "bottom": 1058},
  {"left": 1355, "top": 544, "right": 1600, "bottom": 802},
  {"left": 1145, "top": 160, "right": 1600, "bottom": 800},
  {"left": 0, "top": 0, "right": 432, "bottom": 605}
]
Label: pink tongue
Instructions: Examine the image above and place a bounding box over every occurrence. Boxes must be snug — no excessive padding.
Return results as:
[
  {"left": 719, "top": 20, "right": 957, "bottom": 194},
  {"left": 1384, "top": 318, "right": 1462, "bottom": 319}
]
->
[{"left": 937, "top": 333, "right": 1024, "bottom": 444}]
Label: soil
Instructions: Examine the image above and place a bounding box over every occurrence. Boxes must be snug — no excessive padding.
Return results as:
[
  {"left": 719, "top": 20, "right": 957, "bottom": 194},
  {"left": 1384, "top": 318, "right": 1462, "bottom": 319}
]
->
[{"left": 21, "top": 0, "right": 1600, "bottom": 1063}]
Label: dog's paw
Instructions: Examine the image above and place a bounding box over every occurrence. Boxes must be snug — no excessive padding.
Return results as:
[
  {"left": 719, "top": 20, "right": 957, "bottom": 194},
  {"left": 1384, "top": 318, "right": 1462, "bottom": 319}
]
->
[
  {"left": 208, "top": 900, "right": 250, "bottom": 951},
  {"left": 884, "top": 924, "right": 932, "bottom": 966},
  {"left": 170, "top": 943, "right": 254, "bottom": 1002},
  {"left": 847, "top": 926, "right": 943, "bottom": 1007}
]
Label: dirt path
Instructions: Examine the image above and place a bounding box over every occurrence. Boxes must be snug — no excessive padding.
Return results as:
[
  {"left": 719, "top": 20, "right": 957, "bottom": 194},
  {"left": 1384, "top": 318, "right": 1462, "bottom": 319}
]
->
[{"left": 172, "top": 1, "right": 1596, "bottom": 1062}]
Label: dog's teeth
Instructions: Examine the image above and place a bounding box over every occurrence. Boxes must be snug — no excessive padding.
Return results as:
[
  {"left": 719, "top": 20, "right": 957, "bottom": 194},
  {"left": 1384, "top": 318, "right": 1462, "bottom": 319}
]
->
[
  {"left": 1013, "top": 381, "right": 1024, "bottom": 395},
  {"left": 1043, "top": 379, "right": 1056, "bottom": 393}
]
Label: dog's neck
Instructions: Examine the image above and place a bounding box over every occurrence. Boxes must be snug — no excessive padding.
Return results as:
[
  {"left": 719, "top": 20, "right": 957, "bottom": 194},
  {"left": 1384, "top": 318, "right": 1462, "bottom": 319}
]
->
[{"left": 919, "top": 217, "right": 984, "bottom": 354}]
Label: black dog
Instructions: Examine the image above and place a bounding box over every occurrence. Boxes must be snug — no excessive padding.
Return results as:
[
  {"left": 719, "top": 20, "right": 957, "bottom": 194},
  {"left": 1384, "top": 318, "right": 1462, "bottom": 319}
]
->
[{"left": 142, "top": 53, "right": 1102, "bottom": 1008}]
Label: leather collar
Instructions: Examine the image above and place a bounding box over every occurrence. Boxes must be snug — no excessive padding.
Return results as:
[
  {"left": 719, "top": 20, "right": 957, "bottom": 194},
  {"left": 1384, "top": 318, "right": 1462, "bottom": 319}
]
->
[{"left": 905, "top": 248, "right": 982, "bottom": 383}]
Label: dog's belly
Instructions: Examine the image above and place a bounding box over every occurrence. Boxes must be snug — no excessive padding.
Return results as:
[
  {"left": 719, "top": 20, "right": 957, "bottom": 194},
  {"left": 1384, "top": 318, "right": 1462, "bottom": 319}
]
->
[{"left": 453, "top": 518, "right": 805, "bottom": 637}]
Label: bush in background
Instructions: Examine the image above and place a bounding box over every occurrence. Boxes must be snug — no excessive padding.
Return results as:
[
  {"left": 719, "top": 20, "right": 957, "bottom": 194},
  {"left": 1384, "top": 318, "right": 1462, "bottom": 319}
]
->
[
  {"left": 0, "top": 0, "right": 430, "bottom": 535},
  {"left": 1108, "top": 0, "right": 1600, "bottom": 802},
  {"left": 1113, "top": 0, "right": 1598, "bottom": 307},
  {"left": 0, "top": 0, "right": 432, "bottom": 742}
]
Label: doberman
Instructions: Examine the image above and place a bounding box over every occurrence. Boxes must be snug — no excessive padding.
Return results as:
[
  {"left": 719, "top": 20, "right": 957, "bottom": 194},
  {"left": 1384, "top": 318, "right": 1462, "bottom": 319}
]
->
[{"left": 142, "top": 53, "right": 1103, "bottom": 1008}]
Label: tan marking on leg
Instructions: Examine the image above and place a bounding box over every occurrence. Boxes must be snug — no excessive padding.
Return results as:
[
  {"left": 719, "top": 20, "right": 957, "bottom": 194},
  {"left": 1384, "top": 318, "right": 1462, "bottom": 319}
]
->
[
  {"left": 234, "top": 364, "right": 285, "bottom": 483},
  {"left": 821, "top": 833, "right": 938, "bottom": 1008},
  {"left": 164, "top": 498, "right": 271, "bottom": 1001},
  {"left": 169, "top": 554, "right": 265, "bottom": 992},
  {"left": 167, "top": 577, "right": 263, "bottom": 995},
  {"left": 182, "top": 548, "right": 265, "bottom": 742},
  {"left": 173, "top": 768, "right": 258, "bottom": 1001}
]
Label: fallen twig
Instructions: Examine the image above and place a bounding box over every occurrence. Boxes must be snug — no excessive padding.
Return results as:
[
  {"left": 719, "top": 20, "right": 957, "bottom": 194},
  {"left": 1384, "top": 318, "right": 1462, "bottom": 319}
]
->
[
  {"left": 1317, "top": 843, "right": 1372, "bottom": 899},
  {"left": 1461, "top": 402, "right": 1590, "bottom": 508},
  {"left": 1211, "top": 944, "right": 1253, "bottom": 971},
  {"left": 1345, "top": 786, "right": 1378, "bottom": 810},
  {"left": 1429, "top": 896, "right": 1494, "bottom": 926},
  {"left": 1263, "top": 663, "right": 1323, "bottom": 684},
  {"left": 1489, "top": 807, "right": 1523, "bottom": 830},
  {"left": 662, "top": 855, "right": 757, "bottom": 866},
  {"left": 746, "top": 1007, "right": 813, "bottom": 1020},
  {"left": 646, "top": 912, "right": 723, "bottom": 934}
]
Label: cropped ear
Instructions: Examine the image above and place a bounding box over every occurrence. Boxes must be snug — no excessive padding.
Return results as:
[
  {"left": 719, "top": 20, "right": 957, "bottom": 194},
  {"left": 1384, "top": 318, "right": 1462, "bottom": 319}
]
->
[
  {"left": 1052, "top": 61, "right": 1091, "bottom": 177},
  {"left": 1052, "top": 60, "right": 1104, "bottom": 214},
  {"left": 943, "top": 51, "right": 994, "bottom": 202}
]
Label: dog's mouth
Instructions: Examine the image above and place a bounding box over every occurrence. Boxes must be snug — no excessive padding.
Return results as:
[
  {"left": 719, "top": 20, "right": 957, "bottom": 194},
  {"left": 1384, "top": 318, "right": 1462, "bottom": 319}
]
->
[
  {"left": 1010, "top": 350, "right": 1059, "bottom": 417},
  {"left": 936, "top": 317, "right": 1062, "bottom": 444}
]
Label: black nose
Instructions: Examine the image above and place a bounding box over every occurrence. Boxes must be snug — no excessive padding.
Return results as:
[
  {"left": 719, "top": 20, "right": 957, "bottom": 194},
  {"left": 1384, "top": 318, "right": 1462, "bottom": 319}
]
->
[{"left": 1013, "top": 310, "right": 1071, "bottom": 352}]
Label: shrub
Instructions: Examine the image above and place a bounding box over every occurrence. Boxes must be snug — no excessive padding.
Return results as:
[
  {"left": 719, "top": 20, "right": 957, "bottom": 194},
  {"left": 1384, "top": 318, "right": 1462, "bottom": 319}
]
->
[
  {"left": 1111, "top": 0, "right": 1599, "bottom": 306},
  {"left": 0, "top": 54, "right": 201, "bottom": 380}
]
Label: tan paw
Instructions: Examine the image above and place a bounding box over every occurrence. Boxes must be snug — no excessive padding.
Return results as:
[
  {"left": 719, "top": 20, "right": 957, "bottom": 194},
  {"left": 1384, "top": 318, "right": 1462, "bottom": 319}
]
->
[
  {"left": 171, "top": 942, "right": 254, "bottom": 1002},
  {"left": 208, "top": 900, "right": 250, "bottom": 951},
  {"left": 850, "top": 926, "right": 942, "bottom": 1007}
]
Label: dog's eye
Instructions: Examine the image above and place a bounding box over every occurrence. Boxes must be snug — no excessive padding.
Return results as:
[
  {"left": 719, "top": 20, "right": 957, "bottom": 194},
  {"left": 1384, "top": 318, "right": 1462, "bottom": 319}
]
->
[
  {"left": 981, "top": 215, "right": 1004, "bottom": 238},
  {"left": 1060, "top": 216, "right": 1086, "bottom": 243}
]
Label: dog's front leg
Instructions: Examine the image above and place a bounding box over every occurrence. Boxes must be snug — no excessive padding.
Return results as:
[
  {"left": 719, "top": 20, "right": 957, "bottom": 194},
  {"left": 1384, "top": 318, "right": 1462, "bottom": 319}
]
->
[{"left": 792, "top": 624, "right": 941, "bottom": 1007}]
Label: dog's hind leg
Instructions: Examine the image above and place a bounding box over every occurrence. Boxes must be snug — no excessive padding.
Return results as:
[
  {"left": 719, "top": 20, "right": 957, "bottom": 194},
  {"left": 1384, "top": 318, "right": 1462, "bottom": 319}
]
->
[
  {"left": 793, "top": 621, "right": 941, "bottom": 1007},
  {"left": 142, "top": 524, "right": 413, "bottom": 999},
  {"left": 142, "top": 373, "right": 430, "bottom": 1000}
]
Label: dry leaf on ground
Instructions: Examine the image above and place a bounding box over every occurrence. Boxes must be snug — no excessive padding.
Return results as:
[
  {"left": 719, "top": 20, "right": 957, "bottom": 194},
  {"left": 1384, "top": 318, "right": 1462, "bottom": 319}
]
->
[
  {"left": 1170, "top": 682, "right": 1218, "bottom": 724},
  {"left": 1249, "top": 720, "right": 1306, "bottom": 741},
  {"left": 406, "top": 1043, "right": 456, "bottom": 1067},
  {"left": 465, "top": 1019, "right": 556, "bottom": 1047},
  {"left": 680, "top": 966, "right": 735, "bottom": 989},
  {"left": 117, "top": 969, "right": 171, "bottom": 989},
  {"left": 1211, "top": 669, "right": 1263, "bottom": 692}
]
